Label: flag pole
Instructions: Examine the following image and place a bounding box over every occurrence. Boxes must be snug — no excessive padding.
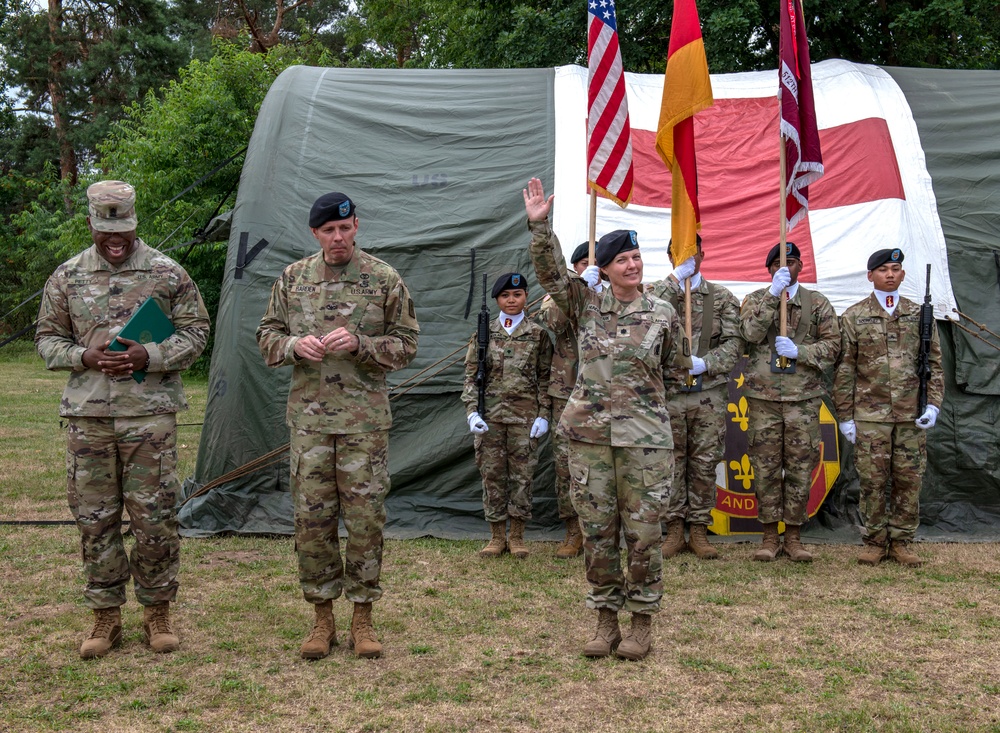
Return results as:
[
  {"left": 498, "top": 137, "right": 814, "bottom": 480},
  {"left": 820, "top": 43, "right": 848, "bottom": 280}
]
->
[
  {"left": 588, "top": 189, "right": 597, "bottom": 264},
  {"left": 778, "top": 98, "right": 789, "bottom": 369},
  {"left": 684, "top": 276, "right": 694, "bottom": 382}
]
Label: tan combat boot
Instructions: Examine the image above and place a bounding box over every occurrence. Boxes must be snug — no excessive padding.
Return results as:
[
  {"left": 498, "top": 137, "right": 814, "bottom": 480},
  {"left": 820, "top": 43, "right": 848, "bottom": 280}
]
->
[
  {"left": 143, "top": 602, "right": 180, "bottom": 653},
  {"left": 782, "top": 524, "right": 813, "bottom": 563},
  {"left": 555, "top": 518, "right": 584, "bottom": 559},
  {"left": 508, "top": 517, "right": 529, "bottom": 559},
  {"left": 299, "top": 600, "right": 337, "bottom": 659},
  {"left": 349, "top": 602, "right": 383, "bottom": 659},
  {"left": 582, "top": 608, "right": 621, "bottom": 657},
  {"left": 616, "top": 613, "right": 653, "bottom": 661},
  {"left": 661, "top": 518, "right": 687, "bottom": 558},
  {"left": 753, "top": 522, "right": 781, "bottom": 562},
  {"left": 479, "top": 521, "right": 507, "bottom": 558},
  {"left": 688, "top": 523, "right": 718, "bottom": 560},
  {"left": 889, "top": 539, "right": 922, "bottom": 567},
  {"left": 857, "top": 540, "right": 887, "bottom": 566},
  {"left": 80, "top": 607, "right": 122, "bottom": 659}
]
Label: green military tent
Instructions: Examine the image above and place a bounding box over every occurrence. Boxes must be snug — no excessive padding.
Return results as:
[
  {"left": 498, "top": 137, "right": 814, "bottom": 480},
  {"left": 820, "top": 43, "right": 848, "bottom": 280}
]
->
[{"left": 178, "top": 60, "right": 1000, "bottom": 541}]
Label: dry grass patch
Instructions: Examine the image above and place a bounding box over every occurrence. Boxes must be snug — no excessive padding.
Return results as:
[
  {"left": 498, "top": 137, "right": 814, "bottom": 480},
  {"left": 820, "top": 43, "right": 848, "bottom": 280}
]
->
[{"left": 3, "top": 350, "right": 1000, "bottom": 731}]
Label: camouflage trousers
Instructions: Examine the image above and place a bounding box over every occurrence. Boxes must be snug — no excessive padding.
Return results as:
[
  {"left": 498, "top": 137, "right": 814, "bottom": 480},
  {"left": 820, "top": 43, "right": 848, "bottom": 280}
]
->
[
  {"left": 855, "top": 421, "right": 926, "bottom": 542},
  {"left": 290, "top": 429, "right": 390, "bottom": 605},
  {"left": 550, "top": 397, "right": 578, "bottom": 521},
  {"left": 568, "top": 440, "right": 668, "bottom": 614},
  {"left": 474, "top": 422, "right": 538, "bottom": 522},
  {"left": 665, "top": 385, "right": 726, "bottom": 525},
  {"left": 66, "top": 415, "right": 180, "bottom": 609},
  {"left": 747, "top": 396, "right": 822, "bottom": 525}
]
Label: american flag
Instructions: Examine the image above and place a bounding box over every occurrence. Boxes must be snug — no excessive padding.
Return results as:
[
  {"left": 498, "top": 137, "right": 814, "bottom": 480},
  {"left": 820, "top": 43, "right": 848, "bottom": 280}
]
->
[{"left": 587, "top": 0, "right": 634, "bottom": 208}]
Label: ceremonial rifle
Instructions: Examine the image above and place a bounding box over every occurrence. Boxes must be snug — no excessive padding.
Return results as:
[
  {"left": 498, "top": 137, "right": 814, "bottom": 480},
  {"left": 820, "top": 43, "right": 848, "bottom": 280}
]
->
[
  {"left": 475, "top": 273, "right": 490, "bottom": 417},
  {"left": 917, "top": 264, "right": 933, "bottom": 417}
]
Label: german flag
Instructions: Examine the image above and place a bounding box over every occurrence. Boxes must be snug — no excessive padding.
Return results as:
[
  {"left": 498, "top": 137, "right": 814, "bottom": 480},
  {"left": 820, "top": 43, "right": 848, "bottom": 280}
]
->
[{"left": 656, "top": 0, "right": 713, "bottom": 266}]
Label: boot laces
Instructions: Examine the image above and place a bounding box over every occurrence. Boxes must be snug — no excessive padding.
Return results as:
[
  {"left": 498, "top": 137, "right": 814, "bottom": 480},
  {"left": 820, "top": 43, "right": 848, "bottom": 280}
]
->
[
  {"left": 147, "top": 608, "right": 172, "bottom": 636},
  {"left": 91, "top": 610, "right": 116, "bottom": 638}
]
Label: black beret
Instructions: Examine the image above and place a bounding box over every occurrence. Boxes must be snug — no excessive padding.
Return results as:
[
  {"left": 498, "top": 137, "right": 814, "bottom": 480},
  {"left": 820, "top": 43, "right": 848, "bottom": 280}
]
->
[
  {"left": 595, "top": 229, "right": 639, "bottom": 268},
  {"left": 570, "top": 242, "right": 590, "bottom": 265},
  {"left": 491, "top": 272, "right": 527, "bottom": 298},
  {"left": 309, "top": 192, "right": 356, "bottom": 228},
  {"left": 764, "top": 241, "right": 802, "bottom": 269},
  {"left": 867, "top": 248, "right": 904, "bottom": 270}
]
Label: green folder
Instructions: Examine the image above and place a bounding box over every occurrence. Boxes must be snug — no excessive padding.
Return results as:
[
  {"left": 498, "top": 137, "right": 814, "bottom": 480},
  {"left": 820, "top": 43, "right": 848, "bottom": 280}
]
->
[{"left": 108, "top": 297, "right": 175, "bottom": 383}]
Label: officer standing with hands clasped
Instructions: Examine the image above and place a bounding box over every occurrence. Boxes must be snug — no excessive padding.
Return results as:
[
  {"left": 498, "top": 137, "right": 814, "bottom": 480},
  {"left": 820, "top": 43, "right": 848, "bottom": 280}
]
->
[
  {"left": 739, "top": 242, "right": 840, "bottom": 562},
  {"left": 526, "top": 177, "right": 688, "bottom": 661},
  {"left": 649, "top": 235, "right": 743, "bottom": 560},
  {"left": 256, "top": 192, "right": 419, "bottom": 660},
  {"left": 463, "top": 272, "right": 553, "bottom": 559},
  {"left": 36, "top": 180, "right": 210, "bottom": 659},
  {"left": 834, "top": 249, "right": 943, "bottom": 567},
  {"left": 535, "top": 242, "right": 592, "bottom": 558}
]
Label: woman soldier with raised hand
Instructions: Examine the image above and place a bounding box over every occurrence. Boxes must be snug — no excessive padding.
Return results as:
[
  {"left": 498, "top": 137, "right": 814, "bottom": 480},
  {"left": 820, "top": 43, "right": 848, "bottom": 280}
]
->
[{"left": 523, "top": 177, "right": 688, "bottom": 661}]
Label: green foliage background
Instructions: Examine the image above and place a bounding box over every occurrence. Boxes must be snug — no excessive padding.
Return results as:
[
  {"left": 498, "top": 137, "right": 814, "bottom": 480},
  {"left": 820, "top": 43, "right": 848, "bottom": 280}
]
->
[{"left": 2, "top": 0, "right": 998, "bottom": 369}]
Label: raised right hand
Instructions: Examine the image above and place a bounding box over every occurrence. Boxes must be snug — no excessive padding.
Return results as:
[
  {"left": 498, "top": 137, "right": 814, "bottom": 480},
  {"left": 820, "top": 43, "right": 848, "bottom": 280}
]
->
[{"left": 522, "top": 177, "right": 554, "bottom": 222}]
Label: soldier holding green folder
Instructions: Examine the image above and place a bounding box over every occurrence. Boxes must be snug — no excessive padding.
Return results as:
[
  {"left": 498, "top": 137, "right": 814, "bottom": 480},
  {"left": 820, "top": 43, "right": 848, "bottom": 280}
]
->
[{"left": 35, "top": 180, "right": 210, "bottom": 659}]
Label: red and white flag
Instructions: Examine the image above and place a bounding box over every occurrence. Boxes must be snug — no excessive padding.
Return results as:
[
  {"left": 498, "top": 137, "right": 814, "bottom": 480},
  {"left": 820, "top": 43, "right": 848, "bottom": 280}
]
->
[
  {"left": 587, "top": 0, "right": 634, "bottom": 207},
  {"left": 779, "top": 0, "right": 823, "bottom": 231}
]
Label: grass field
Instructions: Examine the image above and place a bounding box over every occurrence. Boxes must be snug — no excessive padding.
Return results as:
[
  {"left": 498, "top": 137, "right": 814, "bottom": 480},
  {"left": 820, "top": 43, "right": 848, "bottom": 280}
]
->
[{"left": 2, "top": 344, "right": 1000, "bottom": 732}]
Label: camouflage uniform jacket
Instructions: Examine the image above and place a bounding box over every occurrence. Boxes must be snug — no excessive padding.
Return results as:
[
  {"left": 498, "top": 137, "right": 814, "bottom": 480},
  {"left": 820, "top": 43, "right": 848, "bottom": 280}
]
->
[
  {"left": 739, "top": 285, "right": 841, "bottom": 402},
  {"left": 35, "top": 239, "right": 210, "bottom": 418},
  {"left": 256, "top": 248, "right": 419, "bottom": 433},
  {"left": 529, "top": 218, "right": 689, "bottom": 449},
  {"left": 834, "top": 293, "right": 944, "bottom": 422},
  {"left": 648, "top": 276, "right": 743, "bottom": 391},
  {"left": 461, "top": 317, "right": 553, "bottom": 425},
  {"left": 536, "top": 285, "right": 580, "bottom": 399}
]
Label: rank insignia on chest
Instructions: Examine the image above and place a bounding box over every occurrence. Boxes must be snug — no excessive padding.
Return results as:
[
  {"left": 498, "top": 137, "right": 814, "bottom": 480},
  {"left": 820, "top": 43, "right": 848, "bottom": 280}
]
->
[{"left": 504, "top": 347, "right": 514, "bottom": 358}]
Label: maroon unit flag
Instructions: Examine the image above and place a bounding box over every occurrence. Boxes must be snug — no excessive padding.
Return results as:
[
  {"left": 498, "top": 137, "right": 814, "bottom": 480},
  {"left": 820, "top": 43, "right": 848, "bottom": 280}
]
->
[
  {"left": 779, "top": 0, "right": 823, "bottom": 231},
  {"left": 587, "top": 0, "right": 634, "bottom": 207}
]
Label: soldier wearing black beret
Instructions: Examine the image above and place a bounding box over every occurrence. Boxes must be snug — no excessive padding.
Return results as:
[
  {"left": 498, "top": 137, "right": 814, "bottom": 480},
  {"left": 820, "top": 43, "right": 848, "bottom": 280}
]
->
[
  {"left": 462, "top": 271, "right": 553, "bottom": 560},
  {"left": 257, "top": 190, "right": 419, "bottom": 660},
  {"left": 834, "top": 247, "right": 943, "bottom": 568},
  {"left": 738, "top": 240, "right": 841, "bottom": 563}
]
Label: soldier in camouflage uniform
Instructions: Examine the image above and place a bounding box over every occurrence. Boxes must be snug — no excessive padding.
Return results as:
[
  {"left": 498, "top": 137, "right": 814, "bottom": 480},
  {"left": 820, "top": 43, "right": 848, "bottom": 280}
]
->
[
  {"left": 462, "top": 273, "right": 553, "bottom": 559},
  {"left": 740, "top": 242, "right": 840, "bottom": 562},
  {"left": 256, "top": 192, "right": 419, "bottom": 660},
  {"left": 535, "top": 242, "right": 590, "bottom": 558},
  {"left": 35, "top": 180, "right": 210, "bottom": 659},
  {"left": 648, "top": 236, "right": 742, "bottom": 560},
  {"left": 834, "top": 248, "right": 944, "bottom": 567},
  {"left": 525, "top": 178, "right": 689, "bottom": 661}
]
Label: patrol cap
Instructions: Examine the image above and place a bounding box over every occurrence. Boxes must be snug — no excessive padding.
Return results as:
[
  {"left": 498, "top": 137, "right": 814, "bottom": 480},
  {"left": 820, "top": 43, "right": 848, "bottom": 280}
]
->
[
  {"left": 309, "top": 192, "right": 356, "bottom": 228},
  {"left": 87, "top": 180, "right": 137, "bottom": 233},
  {"left": 764, "top": 241, "right": 802, "bottom": 269},
  {"left": 491, "top": 272, "right": 527, "bottom": 298},
  {"left": 595, "top": 229, "right": 639, "bottom": 268},
  {"left": 867, "top": 248, "right": 904, "bottom": 270},
  {"left": 570, "top": 242, "right": 590, "bottom": 266}
]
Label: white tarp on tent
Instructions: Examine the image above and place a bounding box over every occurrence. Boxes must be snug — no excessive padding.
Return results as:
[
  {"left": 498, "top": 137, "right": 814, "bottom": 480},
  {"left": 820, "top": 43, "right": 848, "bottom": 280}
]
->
[{"left": 552, "top": 59, "right": 956, "bottom": 318}]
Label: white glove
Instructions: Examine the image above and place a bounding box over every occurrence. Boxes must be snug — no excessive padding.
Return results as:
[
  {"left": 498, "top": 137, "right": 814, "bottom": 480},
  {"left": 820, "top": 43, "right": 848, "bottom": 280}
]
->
[
  {"left": 774, "top": 336, "right": 798, "bottom": 359},
  {"left": 689, "top": 355, "right": 707, "bottom": 376},
  {"left": 915, "top": 405, "right": 939, "bottom": 430},
  {"left": 769, "top": 267, "right": 792, "bottom": 297},
  {"left": 839, "top": 420, "right": 857, "bottom": 444},
  {"left": 468, "top": 412, "right": 488, "bottom": 434},
  {"left": 529, "top": 417, "right": 549, "bottom": 438},
  {"left": 581, "top": 265, "right": 603, "bottom": 292},
  {"left": 671, "top": 257, "right": 697, "bottom": 283}
]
